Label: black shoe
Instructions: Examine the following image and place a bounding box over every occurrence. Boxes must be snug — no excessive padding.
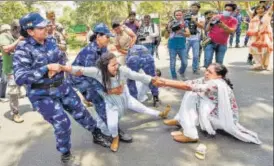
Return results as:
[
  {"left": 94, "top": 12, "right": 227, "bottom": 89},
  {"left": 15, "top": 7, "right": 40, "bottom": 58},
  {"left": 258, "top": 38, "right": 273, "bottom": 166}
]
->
[
  {"left": 92, "top": 128, "right": 111, "bottom": 148},
  {"left": 235, "top": 44, "right": 240, "bottom": 48},
  {"left": 104, "top": 135, "right": 113, "bottom": 142},
  {"left": 118, "top": 128, "right": 133, "bottom": 143},
  {"left": 153, "top": 95, "right": 160, "bottom": 107},
  {"left": 61, "top": 152, "right": 80, "bottom": 166}
]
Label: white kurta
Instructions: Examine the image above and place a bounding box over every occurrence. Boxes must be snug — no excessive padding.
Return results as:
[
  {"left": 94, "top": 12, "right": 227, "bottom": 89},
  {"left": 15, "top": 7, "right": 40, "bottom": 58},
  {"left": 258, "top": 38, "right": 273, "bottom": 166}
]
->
[
  {"left": 175, "top": 78, "right": 261, "bottom": 144},
  {"left": 72, "top": 65, "right": 160, "bottom": 137}
]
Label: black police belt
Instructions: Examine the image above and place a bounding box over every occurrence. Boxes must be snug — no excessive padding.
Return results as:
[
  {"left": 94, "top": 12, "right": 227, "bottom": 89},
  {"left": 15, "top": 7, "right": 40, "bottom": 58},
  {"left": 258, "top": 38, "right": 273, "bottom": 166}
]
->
[{"left": 31, "top": 78, "right": 63, "bottom": 89}]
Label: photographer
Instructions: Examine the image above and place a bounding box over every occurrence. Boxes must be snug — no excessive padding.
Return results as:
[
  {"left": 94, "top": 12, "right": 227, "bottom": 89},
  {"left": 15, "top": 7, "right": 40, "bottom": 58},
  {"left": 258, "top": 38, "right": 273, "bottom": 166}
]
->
[
  {"left": 204, "top": 3, "right": 238, "bottom": 68},
  {"left": 137, "top": 15, "right": 159, "bottom": 56},
  {"left": 204, "top": 10, "right": 217, "bottom": 37},
  {"left": 167, "top": 9, "right": 190, "bottom": 80},
  {"left": 185, "top": 3, "right": 205, "bottom": 75},
  {"left": 229, "top": 7, "right": 243, "bottom": 48}
]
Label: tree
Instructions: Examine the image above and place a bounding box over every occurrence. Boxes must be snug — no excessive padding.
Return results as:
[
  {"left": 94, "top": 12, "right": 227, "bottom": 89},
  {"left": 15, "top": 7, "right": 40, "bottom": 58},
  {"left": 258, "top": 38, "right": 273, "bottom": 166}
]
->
[
  {"left": 137, "top": 1, "right": 188, "bottom": 27},
  {"left": 58, "top": 6, "right": 77, "bottom": 28},
  {"left": 75, "top": 1, "right": 128, "bottom": 27},
  {"left": 0, "top": 2, "right": 29, "bottom": 24},
  {"left": 23, "top": 1, "right": 39, "bottom": 12}
]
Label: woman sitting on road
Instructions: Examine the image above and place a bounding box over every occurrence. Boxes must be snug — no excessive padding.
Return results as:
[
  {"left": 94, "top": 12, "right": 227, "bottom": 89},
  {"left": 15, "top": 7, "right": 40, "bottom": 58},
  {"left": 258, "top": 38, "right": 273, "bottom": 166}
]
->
[
  {"left": 155, "top": 63, "right": 261, "bottom": 144},
  {"left": 60, "top": 52, "right": 170, "bottom": 152}
]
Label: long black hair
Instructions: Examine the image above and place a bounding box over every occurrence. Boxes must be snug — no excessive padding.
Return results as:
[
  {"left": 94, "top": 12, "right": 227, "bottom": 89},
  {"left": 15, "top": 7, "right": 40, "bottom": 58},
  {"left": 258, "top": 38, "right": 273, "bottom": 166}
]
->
[
  {"left": 96, "top": 52, "right": 119, "bottom": 92},
  {"left": 253, "top": 4, "right": 267, "bottom": 18},
  {"left": 211, "top": 63, "right": 234, "bottom": 89}
]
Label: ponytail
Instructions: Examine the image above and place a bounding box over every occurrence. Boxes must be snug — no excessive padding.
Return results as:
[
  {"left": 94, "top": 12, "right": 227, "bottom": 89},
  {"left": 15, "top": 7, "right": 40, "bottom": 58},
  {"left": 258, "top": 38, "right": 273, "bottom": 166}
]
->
[{"left": 223, "top": 77, "right": 233, "bottom": 89}]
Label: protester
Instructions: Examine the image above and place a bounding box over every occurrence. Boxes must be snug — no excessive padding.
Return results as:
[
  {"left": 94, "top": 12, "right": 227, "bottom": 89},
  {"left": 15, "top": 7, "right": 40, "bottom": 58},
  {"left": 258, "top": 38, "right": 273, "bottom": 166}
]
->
[
  {"left": 62, "top": 52, "right": 170, "bottom": 152},
  {"left": 155, "top": 63, "right": 261, "bottom": 145},
  {"left": 245, "top": 2, "right": 273, "bottom": 71}
]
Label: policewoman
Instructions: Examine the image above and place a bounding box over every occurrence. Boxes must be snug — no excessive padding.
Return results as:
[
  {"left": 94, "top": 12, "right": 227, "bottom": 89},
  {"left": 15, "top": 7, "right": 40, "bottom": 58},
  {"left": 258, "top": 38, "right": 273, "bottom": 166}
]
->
[
  {"left": 68, "top": 23, "right": 111, "bottom": 126},
  {"left": 13, "top": 13, "right": 111, "bottom": 165}
]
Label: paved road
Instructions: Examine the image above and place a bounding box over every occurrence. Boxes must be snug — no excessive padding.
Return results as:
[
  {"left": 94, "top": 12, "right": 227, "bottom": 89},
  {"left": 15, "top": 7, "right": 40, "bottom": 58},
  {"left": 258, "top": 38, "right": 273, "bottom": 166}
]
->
[{"left": 0, "top": 43, "right": 273, "bottom": 166}]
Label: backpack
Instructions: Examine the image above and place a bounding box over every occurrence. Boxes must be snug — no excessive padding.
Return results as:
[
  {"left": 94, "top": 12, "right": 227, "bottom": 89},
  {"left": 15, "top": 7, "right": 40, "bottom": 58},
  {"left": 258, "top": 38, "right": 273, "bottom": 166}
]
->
[{"left": 151, "top": 23, "right": 161, "bottom": 46}]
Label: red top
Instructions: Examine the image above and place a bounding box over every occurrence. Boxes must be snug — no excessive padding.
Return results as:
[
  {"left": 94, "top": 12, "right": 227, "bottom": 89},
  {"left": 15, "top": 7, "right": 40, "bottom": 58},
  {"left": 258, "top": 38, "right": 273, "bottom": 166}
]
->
[{"left": 209, "top": 15, "right": 238, "bottom": 45}]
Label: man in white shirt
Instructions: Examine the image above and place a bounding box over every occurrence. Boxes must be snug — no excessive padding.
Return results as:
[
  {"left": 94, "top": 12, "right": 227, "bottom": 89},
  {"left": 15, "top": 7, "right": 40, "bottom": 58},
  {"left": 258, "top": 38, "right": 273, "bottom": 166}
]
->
[
  {"left": 137, "top": 15, "right": 159, "bottom": 56},
  {"left": 185, "top": 3, "right": 205, "bottom": 75}
]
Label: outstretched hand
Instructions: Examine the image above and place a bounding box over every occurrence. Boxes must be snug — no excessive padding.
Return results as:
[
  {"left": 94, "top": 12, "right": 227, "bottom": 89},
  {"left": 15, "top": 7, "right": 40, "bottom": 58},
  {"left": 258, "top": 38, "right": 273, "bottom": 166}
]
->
[
  {"left": 152, "top": 77, "right": 166, "bottom": 87},
  {"left": 60, "top": 65, "right": 72, "bottom": 72}
]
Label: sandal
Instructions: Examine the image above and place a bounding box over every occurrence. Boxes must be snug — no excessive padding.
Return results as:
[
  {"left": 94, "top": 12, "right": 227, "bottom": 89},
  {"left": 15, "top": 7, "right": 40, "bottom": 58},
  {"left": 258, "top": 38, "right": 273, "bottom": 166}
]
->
[
  {"left": 195, "top": 144, "right": 207, "bottom": 160},
  {"left": 170, "top": 130, "right": 183, "bottom": 136}
]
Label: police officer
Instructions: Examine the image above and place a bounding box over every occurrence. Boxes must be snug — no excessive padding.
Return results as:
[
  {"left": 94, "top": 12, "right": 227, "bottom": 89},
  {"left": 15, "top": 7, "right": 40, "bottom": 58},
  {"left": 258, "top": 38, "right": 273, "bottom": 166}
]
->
[
  {"left": 126, "top": 45, "right": 160, "bottom": 107},
  {"left": 112, "top": 22, "right": 160, "bottom": 107},
  {"left": 13, "top": 13, "right": 111, "bottom": 165}
]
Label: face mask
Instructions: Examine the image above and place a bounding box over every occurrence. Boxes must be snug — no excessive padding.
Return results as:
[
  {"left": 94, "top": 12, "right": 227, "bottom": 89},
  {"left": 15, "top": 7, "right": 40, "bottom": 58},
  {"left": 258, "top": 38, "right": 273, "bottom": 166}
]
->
[{"left": 223, "top": 11, "right": 232, "bottom": 17}]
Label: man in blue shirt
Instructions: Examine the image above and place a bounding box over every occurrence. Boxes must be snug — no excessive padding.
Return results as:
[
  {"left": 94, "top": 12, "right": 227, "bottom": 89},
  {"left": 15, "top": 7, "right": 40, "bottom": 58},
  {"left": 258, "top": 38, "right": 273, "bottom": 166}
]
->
[{"left": 229, "top": 7, "right": 243, "bottom": 48}]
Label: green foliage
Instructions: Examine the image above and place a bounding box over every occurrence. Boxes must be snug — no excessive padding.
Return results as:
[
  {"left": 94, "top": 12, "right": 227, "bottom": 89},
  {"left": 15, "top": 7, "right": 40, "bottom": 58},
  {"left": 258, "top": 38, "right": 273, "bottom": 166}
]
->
[
  {"left": 0, "top": 2, "right": 30, "bottom": 24},
  {"left": 75, "top": 1, "right": 129, "bottom": 27},
  {"left": 67, "top": 33, "right": 86, "bottom": 50},
  {"left": 58, "top": 6, "right": 77, "bottom": 28}
]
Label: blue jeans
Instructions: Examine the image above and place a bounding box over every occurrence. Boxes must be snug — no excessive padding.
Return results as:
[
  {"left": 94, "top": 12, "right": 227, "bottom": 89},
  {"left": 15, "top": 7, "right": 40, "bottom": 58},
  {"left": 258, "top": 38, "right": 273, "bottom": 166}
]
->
[
  {"left": 229, "top": 29, "right": 241, "bottom": 46},
  {"left": 186, "top": 39, "right": 200, "bottom": 71},
  {"left": 142, "top": 43, "right": 155, "bottom": 56},
  {"left": 169, "top": 48, "right": 187, "bottom": 79},
  {"left": 204, "top": 42, "right": 227, "bottom": 68},
  {"left": 244, "top": 35, "right": 249, "bottom": 46}
]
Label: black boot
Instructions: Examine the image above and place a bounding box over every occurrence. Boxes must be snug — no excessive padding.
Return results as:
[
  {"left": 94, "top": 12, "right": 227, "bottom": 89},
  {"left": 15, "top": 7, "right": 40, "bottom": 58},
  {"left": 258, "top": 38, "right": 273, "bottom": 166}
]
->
[
  {"left": 92, "top": 128, "right": 111, "bottom": 148},
  {"left": 118, "top": 128, "right": 133, "bottom": 143},
  {"left": 153, "top": 95, "right": 160, "bottom": 107},
  {"left": 61, "top": 152, "right": 80, "bottom": 166}
]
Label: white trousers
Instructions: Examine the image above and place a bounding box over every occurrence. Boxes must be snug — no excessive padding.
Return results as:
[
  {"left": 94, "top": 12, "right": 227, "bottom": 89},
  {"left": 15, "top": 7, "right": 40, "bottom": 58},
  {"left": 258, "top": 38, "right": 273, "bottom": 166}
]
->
[
  {"left": 103, "top": 87, "right": 160, "bottom": 137},
  {"left": 174, "top": 91, "right": 200, "bottom": 139}
]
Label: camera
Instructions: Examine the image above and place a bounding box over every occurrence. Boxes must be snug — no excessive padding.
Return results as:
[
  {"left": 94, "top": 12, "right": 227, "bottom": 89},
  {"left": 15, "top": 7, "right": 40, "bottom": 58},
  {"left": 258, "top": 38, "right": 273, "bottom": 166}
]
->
[
  {"left": 184, "top": 13, "right": 198, "bottom": 35},
  {"left": 184, "top": 13, "right": 192, "bottom": 21},
  {"left": 137, "top": 31, "right": 149, "bottom": 42},
  {"left": 170, "top": 20, "right": 182, "bottom": 32},
  {"left": 210, "top": 18, "right": 221, "bottom": 26}
]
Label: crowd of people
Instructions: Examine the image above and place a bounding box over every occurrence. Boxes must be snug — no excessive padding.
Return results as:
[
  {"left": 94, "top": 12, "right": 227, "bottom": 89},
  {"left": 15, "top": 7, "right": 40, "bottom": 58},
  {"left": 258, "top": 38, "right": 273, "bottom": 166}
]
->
[{"left": 0, "top": 1, "right": 272, "bottom": 165}]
